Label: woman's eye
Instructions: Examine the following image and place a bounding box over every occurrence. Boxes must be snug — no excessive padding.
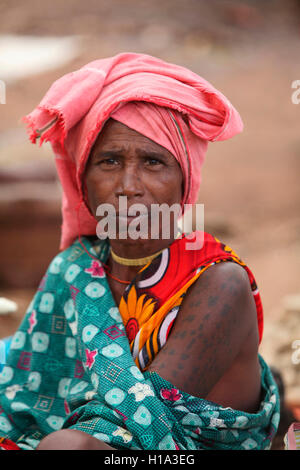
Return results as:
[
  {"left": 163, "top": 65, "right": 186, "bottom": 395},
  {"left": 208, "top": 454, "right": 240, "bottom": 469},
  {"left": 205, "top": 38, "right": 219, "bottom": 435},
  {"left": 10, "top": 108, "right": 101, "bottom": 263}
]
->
[
  {"left": 98, "top": 158, "right": 119, "bottom": 166},
  {"left": 145, "top": 157, "right": 163, "bottom": 166}
]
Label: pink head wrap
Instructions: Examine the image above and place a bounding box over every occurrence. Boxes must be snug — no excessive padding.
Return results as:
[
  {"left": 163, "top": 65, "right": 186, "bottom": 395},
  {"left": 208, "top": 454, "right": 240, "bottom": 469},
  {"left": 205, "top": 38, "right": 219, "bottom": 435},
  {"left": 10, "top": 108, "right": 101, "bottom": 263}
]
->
[{"left": 23, "top": 52, "right": 243, "bottom": 250}]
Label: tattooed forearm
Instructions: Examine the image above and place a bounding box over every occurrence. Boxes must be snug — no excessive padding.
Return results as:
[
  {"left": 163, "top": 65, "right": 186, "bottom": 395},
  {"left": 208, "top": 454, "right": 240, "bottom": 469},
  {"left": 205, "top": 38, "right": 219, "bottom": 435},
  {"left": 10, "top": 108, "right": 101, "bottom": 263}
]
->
[{"left": 207, "top": 295, "right": 218, "bottom": 307}]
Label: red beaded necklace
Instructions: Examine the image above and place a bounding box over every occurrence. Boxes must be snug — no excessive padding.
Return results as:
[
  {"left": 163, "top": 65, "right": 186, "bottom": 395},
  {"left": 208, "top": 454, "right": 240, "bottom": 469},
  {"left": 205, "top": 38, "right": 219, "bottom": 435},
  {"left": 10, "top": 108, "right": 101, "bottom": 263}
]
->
[{"left": 102, "top": 263, "right": 131, "bottom": 285}]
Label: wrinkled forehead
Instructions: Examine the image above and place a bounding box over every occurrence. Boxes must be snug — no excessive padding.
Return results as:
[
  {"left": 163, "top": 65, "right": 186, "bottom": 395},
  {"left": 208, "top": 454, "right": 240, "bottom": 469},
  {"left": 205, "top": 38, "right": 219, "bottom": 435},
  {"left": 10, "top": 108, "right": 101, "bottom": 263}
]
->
[{"left": 89, "top": 118, "right": 179, "bottom": 164}]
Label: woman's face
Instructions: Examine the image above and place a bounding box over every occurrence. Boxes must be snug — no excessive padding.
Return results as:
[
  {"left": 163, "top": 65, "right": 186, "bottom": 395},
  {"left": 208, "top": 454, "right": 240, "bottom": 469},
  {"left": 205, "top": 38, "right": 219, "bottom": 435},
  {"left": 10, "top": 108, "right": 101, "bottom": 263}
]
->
[{"left": 84, "top": 119, "right": 183, "bottom": 250}]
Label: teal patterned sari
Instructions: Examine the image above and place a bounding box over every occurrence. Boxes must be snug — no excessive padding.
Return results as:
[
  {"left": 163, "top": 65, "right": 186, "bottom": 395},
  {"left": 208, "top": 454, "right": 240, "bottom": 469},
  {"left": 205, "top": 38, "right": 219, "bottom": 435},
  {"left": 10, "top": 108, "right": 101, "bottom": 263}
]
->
[{"left": 0, "top": 237, "right": 280, "bottom": 450}]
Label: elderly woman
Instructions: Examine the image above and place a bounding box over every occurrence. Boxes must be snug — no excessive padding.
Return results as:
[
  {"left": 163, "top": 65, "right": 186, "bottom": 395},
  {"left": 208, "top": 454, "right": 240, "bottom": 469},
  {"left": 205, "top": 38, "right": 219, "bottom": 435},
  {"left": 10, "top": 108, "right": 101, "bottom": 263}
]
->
[{"left": 0, "top": 53, "right": 279, "bottom": 451}]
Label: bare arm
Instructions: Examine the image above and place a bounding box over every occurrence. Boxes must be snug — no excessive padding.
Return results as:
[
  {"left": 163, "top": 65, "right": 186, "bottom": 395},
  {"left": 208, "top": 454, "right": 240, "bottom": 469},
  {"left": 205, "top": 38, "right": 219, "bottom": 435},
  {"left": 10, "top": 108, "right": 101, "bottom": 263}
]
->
[
  {"left": 36, "top": 429, "right": 115, "bottom": 450},
  {"left": 147, "top": 262, "right": 261, "bottom": 411}
]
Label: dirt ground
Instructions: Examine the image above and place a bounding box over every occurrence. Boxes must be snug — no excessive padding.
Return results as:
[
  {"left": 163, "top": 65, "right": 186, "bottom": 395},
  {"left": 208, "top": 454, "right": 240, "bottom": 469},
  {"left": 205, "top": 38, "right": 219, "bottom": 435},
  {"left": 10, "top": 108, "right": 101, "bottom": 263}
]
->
[{"left": 0, "top": 0, "right": 299, "bottom": 448}]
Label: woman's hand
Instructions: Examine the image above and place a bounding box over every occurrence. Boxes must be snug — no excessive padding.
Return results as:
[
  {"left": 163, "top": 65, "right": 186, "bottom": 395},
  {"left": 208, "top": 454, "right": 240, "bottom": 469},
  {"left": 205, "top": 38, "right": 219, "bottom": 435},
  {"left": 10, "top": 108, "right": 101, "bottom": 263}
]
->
[{"left": 36, "top": 429, "right": 115, "bottom": 450}]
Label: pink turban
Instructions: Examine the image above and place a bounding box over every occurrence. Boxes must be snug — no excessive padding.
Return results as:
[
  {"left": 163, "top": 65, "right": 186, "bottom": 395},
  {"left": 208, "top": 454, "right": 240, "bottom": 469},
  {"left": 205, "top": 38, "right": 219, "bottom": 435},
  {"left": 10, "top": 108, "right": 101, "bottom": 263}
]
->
[{"left": 23, "top": 52, "right": 243, "bottom": 250}]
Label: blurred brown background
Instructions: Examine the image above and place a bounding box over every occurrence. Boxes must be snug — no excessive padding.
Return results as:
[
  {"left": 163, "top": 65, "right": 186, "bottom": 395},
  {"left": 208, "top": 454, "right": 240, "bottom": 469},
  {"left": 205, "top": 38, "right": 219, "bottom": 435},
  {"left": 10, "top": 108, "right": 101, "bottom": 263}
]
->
[{"left": 0, "top": 0, "right": 299, "bottom": 448}]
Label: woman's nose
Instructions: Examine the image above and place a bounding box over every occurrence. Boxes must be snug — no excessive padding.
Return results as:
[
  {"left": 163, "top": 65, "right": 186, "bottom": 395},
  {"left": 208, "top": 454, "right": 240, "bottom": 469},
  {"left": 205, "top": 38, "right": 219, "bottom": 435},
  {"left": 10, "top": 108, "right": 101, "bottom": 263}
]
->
[{"left": 115, "top": 166, "right": 144, "bottom": 198}]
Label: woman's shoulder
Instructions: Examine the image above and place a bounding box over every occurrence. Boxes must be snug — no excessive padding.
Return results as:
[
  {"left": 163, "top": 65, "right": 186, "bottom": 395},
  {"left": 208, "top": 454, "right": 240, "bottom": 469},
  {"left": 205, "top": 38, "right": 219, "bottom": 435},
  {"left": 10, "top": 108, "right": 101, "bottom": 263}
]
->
[
  {"left": 178, "top": 230, "right": 264, "bottom": 342},
  {"left": 173, "top": 230, "right": 245, "bottom": 267}
]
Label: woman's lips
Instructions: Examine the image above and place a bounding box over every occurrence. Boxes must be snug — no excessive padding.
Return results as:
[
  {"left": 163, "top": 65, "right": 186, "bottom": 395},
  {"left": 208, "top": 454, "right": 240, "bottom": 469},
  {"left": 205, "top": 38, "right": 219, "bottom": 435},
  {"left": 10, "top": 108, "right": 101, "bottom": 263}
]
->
[
  {"left": 116, "top": 210, "right": 148, "bottom": 218},
  {"left": 116, "top": 213, "right": 148, "bottom": 223}
]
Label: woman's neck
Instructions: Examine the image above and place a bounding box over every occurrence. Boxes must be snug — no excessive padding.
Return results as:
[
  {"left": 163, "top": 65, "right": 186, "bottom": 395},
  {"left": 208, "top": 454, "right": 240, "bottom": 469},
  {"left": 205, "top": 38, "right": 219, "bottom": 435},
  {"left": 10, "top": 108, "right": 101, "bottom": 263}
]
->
[
  {"left": 106, "top": 255, "right": 142, "bottom": 283},
  {"left": 105, "top": 237, "right": 173, "bottom": 283}
]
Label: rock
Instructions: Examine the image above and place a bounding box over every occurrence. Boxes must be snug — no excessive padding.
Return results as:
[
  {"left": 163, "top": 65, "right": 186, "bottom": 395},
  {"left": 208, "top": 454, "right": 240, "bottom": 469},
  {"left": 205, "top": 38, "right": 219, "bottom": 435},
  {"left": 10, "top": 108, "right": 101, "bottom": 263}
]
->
[
  {"left": 0, "top": 34, "right": 81, "bottom": 83},
  {"left": 282, "top": 294, "right": 300, "bottom": 313},
  {"left": 0, "top": 297, "right": 18, "bottom": 315},
  {"left": 260, "top": 297, "right": 300, "bottom": 405}
]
